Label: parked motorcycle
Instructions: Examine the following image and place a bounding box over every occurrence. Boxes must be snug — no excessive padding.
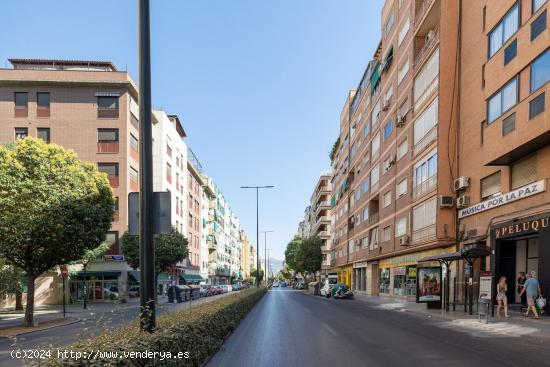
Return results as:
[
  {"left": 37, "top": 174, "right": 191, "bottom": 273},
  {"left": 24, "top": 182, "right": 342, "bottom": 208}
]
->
[{"left": 332, "top": 284, "right": 354, "bottom": 299}]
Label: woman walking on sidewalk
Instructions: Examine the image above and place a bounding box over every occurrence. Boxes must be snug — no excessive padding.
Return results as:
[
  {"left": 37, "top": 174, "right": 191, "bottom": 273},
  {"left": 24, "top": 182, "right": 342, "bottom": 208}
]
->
[
  {"left": 517, "top": 272, "right": 527, "bottom": 310},
  {"left": 496, "top": 276, "right": 510, "bottom": 318},
  {"left": 519, "top": 271, "right": 541, "bottom": 319}
]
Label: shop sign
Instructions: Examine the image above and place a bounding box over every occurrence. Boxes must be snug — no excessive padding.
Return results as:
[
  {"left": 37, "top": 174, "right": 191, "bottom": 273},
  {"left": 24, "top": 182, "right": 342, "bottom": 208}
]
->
[
  {"left": 408, "top": 267, "right": 417, "bottom": 278},
  {"left": 104, "top": 255, "right": 125, "bottom": 261},
  {"left": 379, "top": 246, "right": 456, "bottom": 268},
  {"left": 417, "top": 267, "right": 442, "bottom": 303},
  {"left": 494, "top": 217, "right": 550, "bottom": 239},
  {"left": 353, "top": 261, "right": 368, "bottom": 268},
  {"left": 459, "top": 180, "right": 546, "bottom": 219},
  {"left": 479, "top": 271, "right": 493, "bottom": 301},
  {"left": 393, "top": 266, "right": 406, "bottom": 276}
]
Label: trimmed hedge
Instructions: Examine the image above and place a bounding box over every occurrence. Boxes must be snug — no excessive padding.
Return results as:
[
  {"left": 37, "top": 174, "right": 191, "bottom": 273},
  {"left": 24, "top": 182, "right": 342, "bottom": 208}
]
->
[{"left": 43, "top": 287, "right": 267, "bottom": 366}]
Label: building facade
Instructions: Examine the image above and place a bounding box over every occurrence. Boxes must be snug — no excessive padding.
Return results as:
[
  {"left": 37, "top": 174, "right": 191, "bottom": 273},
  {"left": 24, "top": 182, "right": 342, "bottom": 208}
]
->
[{"left": 310, "top": 174, "right": 333, "bottom": 281}]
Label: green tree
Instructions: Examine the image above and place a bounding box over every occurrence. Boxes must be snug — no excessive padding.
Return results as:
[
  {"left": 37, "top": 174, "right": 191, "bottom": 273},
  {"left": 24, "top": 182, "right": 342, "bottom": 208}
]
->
[
  {"left": 121, "top": 228, "right": 188, "bottom": 276},
  {"left": 0, "top": 138, "right": 115, "bottom": 326},
  {"left": 0, "top": 257, "right": 23, "bottom": 310},
  {"left": 250, "top": 268, "right": 264, "bottom": 283},
  {"left": 284, "top": 237, "right": 302, "bottom": 274},
  {"left": 300, "top": 236, "right": 323, "bottom": 281}
]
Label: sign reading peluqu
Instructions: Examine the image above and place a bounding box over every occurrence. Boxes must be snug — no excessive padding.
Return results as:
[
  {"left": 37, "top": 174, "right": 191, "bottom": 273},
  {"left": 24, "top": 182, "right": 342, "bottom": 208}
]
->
[{"left": 458, "top": 180, "right": 545, "bottom": 219}]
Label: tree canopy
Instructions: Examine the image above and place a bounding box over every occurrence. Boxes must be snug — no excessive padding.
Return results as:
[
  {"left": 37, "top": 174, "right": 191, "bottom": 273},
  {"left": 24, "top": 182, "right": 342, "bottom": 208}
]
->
[
  {"left": 284, "top": 236, "right": 322, "bottom": 282},
  {"left": 0, "top": 138, "right": 115, "bottom": 326},
  {"left": 121, "top": 228, "right": 189, "bottom": 276}
]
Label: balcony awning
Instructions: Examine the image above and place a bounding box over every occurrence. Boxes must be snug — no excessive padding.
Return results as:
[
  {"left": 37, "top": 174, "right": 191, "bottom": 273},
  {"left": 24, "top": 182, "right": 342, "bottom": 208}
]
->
[
  {"left": 179, "top": 274, "right": 205, "bottom": 284},
  {"left": 370, "top": 63, "right": 381, "bottom": 92}
]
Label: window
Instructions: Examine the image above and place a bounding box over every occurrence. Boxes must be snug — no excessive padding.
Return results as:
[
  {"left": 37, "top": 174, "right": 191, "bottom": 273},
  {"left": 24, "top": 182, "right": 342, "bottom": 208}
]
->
[
  {"left": 97, "top": 129, "right": 119, "bottom": 153},
  {"left": 413, "top": 97, "right": 438, "bottom": 144},
  {"left": 531, "top": 49, "right": 550, "bottom": 92},
  {"left": 383, "top": 191, "right": 392, "bottom": 207},
  {"left": 533, "top": 0, "right": 547, "bottom": 13},
  {"left": 385, "top": 87, "right": 393, "bottom": 106},
  {"left": 488, "top": 3, "right": 519, "bottom": 57},
  {"left": 37, "top": 128, "right": 50, "bottom": 143},
  {"left": 36, "top": 92, "right": 50, "bottom": 117},
  {"left": 396, "top": 217, "right": 407, "bottom": 236},
  {"left": 398, "top": 138, "right": 408, "bottom": 159},
  {"left": 14, "top": 92, "right": 28, "bottom": 117},
  {"left": 354, "top": 188, "right": 361, "bottom": 203},
  {"left": 363, "top": 177, "right": 370, "bottom": 193},
  {"left": 398, "top": 98, "right": 409, "bottom": 119},
  {"left": 363, "top": 207, "right": 369, "bottom": 220},
  {"left": 398, "top": 59, "right": 409, "bottom": 84},
  {"left": 372, "top": 132, "right": 381, "bottom": 157},
  {"left": 355, "top": 213, "right": 361, "bottom": 226},
  {"left": 97, "top": 95, "right": 119, "bottom": 118},
  {"left": 511, "top": 154, "right": 537, "bottom": 189},
  {"left": 382, "top": 226, "right": 391, "bottom": 241},
  {"left": 384, "top": 120, "right": 393, "bottom": 140},
  {"left": 529, "top": 92, "right": 545, "bottom": 119},
  {"left": 364, "top": 120, "right": 371, "bottom": 137},
  {"left": 504, "top": 39, "right": 517, "bottom": 65},
  {"left": 531, "top": 10, "right": 547, "bottom": 41},
  {"left": 414, "top": 48, "right": 439, "bottom": 107},
  {"left": 371, "top": 164, "right": 380, "bottom": 186},
  {"left": 385, "top": 12, "right": 395, "bottom": 36},
  {"left": 481, "top": 171, "right": 501, "bottom": 201},
  {"left": 382, "top": 47, "right": 394, "bottom": 72},
  {"left": 130, "top": 134, "right": 139, "bottom": 152},
  {"left": 487, "top": 76, "right": 518, "bottom": 123},
  {"left": 15, "top": 127, "right": 28, "bottom": 140},
  {"left": 166, "top": 163, "right": 172, "bottom": 183},
  {"left": 414, "top": 150, "right": 438, "bottom": 196},
  {"left": 104, "top": 231, "right": 120, "bottom": 255},
  {"left": 398, "top": 17, "right": 410, "bottom": 46},
  {"left": 369, "top": 227, "right": 379, "bottom": 248},
  {"left": 98, "top": 163, "right": 120, "bottom": 187},
  {"left": 412, "top": 196, "right": 437, "bottom": 237},
  {"left": 397, "top": 178, "right": 407, "bottom": 197},
  {"left": 167, "top": 144, "right": 172, "bottom": 158},
  {"left": 129, "top": 167, "right": 138, "bottom": 186},
  {"left": 350, "top": 143, "right": 357, "bottom": 161},
  {"left": 502, "top": 113, "right": 516, "bottom": 135},
  {"left": 372, "top": 100, "right": 381, "bottom": 126}
]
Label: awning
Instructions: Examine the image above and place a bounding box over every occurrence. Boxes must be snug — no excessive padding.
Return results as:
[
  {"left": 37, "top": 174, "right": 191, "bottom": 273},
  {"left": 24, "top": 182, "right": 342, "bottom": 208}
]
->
[
  {"left": 180, "top": 274, "right": 204, "bottom": 283},
  {"left": 370, "top": 63, "right": 381, "bottom": 92},
  {"left": 76, "top": 271, "right": 121, "bottom": 280},
  {"left": 419, "top": 252, "right": 463, "bottom": 263},
  {"left": 419, "top": 243, "right": 492, "bottom": 264}
]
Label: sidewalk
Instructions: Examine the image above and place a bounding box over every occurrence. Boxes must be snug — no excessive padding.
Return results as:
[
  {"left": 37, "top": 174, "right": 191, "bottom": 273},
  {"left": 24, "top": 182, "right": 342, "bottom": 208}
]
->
[{"left": 353, "top": 292, "right": 550, "bottom": 340}]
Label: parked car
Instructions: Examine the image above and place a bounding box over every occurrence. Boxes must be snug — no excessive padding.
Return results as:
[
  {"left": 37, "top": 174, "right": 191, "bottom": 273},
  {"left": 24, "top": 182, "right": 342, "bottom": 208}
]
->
[
  {"left": 231, "top": 283, "right": 241, "bottom": 291},
  {"left": 273, "top": 281, "right": 279, "bottom": 287},
  {"left": 211, "top": 286, "right": 221, "bottom": 295},
  {"left": 320, "top": 284, "right": 333, "bottom": 298},
  {"left": 200, "top": 285, "right": 211, "bottom": 297},
  {"left": 128, "top": 285, "right": 140, "bottom": 298},
  {"left": 296, "top": 282, "right": 305, "bottom": 290},
  {"left": 280, "top": 282, "right": 287, "bottom": 288}
]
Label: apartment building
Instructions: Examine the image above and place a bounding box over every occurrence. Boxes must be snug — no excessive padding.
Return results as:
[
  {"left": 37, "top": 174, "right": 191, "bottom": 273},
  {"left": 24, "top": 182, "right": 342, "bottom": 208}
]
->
[
  {"left": 0, "top": 58, "right": 140, "bottom": 303},
  {"left": 151, "top": 110, "right": 191, "bottom": 287},
  {"left": 297, "top": 205, "right": 313, "bottom": 239},
  {"left": 185, "top": 147, "right": 206, "bottom": 284},
  {"left": 309, "top": 174, "right": 333, "bottom": 281},
  {"left": 329, "top": 0, "right": 460, "bottom": 298},
  {"left": 457, "top": 0, "right": 550, "bottom": 305}
]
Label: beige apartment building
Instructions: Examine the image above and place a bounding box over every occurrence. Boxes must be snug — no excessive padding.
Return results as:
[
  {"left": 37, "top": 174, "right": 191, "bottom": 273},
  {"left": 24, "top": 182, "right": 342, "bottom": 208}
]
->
[
  {"left": 329, "top": 0, "right": 460, "bottom": 298},
  {"left": 457, "top": 0, "right": 550, "bottom": 306},
  {"left": 309, "top": 174, "right": 333, "bottom": 281}
]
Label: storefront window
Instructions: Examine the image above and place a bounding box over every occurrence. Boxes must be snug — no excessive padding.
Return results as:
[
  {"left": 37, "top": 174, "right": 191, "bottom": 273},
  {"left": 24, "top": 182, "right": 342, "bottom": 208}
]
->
[
  {"left": 70, "top": 274, "right": 119, "bottom": 302},
  {"left": 380, "top": 268, "right": 390, "bottom": 294}
]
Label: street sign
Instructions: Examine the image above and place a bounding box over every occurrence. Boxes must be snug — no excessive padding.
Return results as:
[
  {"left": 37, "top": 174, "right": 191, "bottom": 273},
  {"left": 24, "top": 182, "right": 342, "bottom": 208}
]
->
[
  {"left": 59, "top": 265, "right": 68, "bottom": 279},
  {"left": 128, "top": 192, "right": 172, "bottom": 235}
]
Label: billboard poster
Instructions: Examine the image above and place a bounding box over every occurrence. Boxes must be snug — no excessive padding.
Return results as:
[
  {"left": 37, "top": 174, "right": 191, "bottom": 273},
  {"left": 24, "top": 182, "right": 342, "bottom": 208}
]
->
[{"left": 416, "top": 267, "right": 442, "bottom": 303}]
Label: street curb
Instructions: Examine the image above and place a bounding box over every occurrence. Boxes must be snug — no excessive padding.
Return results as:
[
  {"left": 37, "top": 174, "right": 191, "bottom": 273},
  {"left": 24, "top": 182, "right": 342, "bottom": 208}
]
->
[{"left": 0, "top": 316, "right": 81, "bottom": 339}]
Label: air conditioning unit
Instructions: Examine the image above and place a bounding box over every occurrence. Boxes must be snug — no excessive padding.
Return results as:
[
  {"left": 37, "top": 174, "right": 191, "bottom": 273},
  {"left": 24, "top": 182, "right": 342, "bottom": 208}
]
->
[
  {"left": 396, "top": 114, "right": 406, "bottom": 127},
  {"left": 399, "top": 235, "right": 409, "bottom": 246},
  {"left": 454, "top": 176, "right": 470, "bottom": 191},
  {"left": 382, "top": 99, "right": 390, "bottom": 111},
  {"left": 457, "top": 195, "right": 471, "bottom": 208},
  {"left": 439, "top": 195, "right": 454, "bottom": 208}
]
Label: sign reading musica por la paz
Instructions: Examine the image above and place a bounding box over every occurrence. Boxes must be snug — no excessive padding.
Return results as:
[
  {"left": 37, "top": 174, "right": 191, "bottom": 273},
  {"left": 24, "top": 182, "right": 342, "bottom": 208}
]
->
[{"left": 458, "top": 180, "right": 546, "bottom": 219}]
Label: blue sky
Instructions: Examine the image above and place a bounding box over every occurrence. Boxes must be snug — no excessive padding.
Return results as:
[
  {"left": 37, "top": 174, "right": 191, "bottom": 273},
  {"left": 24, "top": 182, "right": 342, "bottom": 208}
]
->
[{"left": 0, "top": 0, "right": 383, "bottom": 260}]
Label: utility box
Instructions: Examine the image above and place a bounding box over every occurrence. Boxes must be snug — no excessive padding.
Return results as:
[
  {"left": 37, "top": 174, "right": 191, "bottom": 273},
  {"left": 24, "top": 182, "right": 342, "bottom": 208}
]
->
[{"left": 128, "top": 192, "right": 171, "bottom": 235}]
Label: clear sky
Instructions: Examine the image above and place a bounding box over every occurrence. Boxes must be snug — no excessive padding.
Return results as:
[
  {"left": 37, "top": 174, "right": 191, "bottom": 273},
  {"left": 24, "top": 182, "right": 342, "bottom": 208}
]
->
[{"left": 0, "top": 0, "right": 383, "bottom": 260}]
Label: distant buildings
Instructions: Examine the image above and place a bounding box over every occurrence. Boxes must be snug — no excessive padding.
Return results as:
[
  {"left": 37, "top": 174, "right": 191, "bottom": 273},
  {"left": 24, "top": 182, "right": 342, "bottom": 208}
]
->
[{"left": 0, "top": 58, "right": 252, "bottom": 306}]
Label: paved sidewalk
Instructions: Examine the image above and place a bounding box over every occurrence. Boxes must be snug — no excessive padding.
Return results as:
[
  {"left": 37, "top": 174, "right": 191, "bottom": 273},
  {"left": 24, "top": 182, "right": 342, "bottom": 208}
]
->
[{"left": 353, "top": 292, "right": 550, "bottom": 340}]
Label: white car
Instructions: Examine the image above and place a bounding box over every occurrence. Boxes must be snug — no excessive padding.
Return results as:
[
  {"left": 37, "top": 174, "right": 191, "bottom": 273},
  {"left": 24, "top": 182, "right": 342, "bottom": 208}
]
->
[
  {"left": 273, "top": 281, "right": 279, "bottom": 287},
  {"left": 320, "top": 284, "right": 333, "bottom": 298}
]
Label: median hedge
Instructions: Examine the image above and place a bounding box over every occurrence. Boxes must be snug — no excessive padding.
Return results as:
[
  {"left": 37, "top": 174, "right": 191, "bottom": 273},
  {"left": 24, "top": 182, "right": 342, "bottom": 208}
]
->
[{"left": 43, "top": 287, "right": 267, "bottom": 367}]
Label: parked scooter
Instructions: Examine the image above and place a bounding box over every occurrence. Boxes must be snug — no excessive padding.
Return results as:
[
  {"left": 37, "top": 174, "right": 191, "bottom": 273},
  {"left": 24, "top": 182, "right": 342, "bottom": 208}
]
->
[{"left": 332, "top": 284, "right": 354, "bottom": 299}]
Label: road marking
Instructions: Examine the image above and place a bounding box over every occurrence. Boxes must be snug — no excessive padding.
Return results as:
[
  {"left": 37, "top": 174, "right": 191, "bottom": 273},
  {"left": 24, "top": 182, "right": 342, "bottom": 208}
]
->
[{"left": 321, "top": 322, "right": 340, "bottom": 337}]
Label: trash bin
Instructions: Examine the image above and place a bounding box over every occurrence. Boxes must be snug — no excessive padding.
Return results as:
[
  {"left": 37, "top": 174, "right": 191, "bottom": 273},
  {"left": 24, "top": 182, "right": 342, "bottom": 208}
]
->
[
  {"left": 189, "top": 285, "right": 201, "bottom": 300},
  {"left": 309, "top": 281, "right": 320, "bottom": 295}
]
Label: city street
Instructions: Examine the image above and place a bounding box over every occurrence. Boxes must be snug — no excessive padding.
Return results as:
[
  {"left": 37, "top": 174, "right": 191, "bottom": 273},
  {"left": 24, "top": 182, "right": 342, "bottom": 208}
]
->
[{"left": 209, "top": 288, "right": 550, "bottom": 367}]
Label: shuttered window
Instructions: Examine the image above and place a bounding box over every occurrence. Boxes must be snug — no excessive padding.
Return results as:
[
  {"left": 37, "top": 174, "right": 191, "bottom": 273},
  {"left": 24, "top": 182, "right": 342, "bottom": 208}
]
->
[
  {"left": 481, "top": 171, "right": 501, "bottom": 200},
  {"left": 511, "top": 154, "right": 537, "bottom": 189}
]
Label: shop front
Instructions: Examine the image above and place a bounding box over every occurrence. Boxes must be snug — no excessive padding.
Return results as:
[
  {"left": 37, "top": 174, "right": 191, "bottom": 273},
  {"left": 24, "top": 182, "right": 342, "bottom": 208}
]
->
[
  {"left": 492, "top": 213, "right": 550, "bottom": 310},
  {"left": 337, "top": 265, "right": 353, "bottom": 288},
  {"left": 69, "top": 271, "right": 121, "bottom": 302},
  {"left": 378, "top": 246, "right": 456, "bottom": 298},
  {"left": 352, "top": 262, "right": 368, "bottom": 292}
]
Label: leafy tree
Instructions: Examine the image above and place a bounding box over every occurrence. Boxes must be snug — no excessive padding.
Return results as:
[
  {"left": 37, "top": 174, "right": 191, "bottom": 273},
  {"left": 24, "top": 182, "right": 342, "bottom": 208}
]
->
[
  {"left": 284, "top": 238, "right": 302, "bottom": 274},
  {"left": 299, "top": 236, "right": 323, "bottom": 281},
  {"left": 0, "top": 138, "right": 115, "bottom": 326},
  {"left": 250, "top": 268, "right": 264, "bottom": 284},
  {"left": 329, "top": 137, "right": 340, "bottom": 161},
  {"left": 279, "top": 266, "right": 292, "bottom": 281},
  {"left": 0, "top": 257, "right": 23, "bottom": 310},
  {"left": 121, "top": 228, "right": 188, "bottom": 276}
]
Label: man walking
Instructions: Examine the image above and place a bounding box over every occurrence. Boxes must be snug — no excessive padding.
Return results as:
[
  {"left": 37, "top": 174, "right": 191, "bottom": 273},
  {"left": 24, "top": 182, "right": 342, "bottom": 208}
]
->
[{"left": 519, "top": 271, "right": 541, "bottom": 319}]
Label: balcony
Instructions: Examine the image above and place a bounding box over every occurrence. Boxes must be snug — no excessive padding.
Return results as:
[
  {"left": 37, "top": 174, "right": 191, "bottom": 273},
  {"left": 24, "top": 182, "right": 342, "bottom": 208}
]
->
[
  {"left": 413, "top": 126, "right": 437, "bottom": 156},
  {"left": 414, "top": 0, "right": 437, "bottom": 29},
  {"left": 130, "top": 114, "right": 139, "bottom": 130},
  {"left": 412, "top": 224, "right": 436, "bottom": 244},
  {"left": 368, "top": 213, "right": 379, "bottom": 225},
  {"left": 318, "top": 230, "right": 330, "bottom": 238},
  {"left": 97, "top": 142, "right": 119, "bottom": 154},
  {"left": 413, "top": 175, "right": 437, "bottom": 200},
  {"left": 97, "top": 107, "right": 119, "bottom": 119},
  {"left": 414, "top": 28, "right": 439, "bottom": 74}
]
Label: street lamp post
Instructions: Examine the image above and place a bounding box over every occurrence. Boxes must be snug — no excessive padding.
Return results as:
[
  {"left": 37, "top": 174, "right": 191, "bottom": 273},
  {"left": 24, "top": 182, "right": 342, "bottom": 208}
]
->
[
  {"left": 240, "top": 186, "right": 274, "bottom": 288},
  {"left": 260, "top": 231, "right": 274, "bottom": 286}
]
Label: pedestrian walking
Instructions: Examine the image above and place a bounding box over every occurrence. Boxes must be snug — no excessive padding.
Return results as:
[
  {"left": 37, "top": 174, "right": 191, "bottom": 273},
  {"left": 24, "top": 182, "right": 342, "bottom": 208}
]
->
[
  {"left": 519, "top": 271, "right": 541, "bottom": 319},
  {"left": 496, "top": 276, "right": 510, "bottom": 318},
  {"left": 517, "top": 272, "right": 527, "bottom": 309}
]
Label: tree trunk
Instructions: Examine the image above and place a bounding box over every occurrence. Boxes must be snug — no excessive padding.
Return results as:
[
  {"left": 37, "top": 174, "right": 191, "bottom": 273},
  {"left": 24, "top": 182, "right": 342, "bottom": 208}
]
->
[
  {"left": 23, "top": 274, "right": 35, "bottom": 327},
  {"left": 15, "top": 282, "right": 23, "bottom": 311}
]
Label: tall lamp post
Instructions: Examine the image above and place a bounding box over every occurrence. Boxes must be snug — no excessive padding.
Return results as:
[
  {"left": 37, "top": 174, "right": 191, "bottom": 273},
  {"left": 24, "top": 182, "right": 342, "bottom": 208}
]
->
[
  {"left": 266, "top": 248, "right": 273, "bottom": 283},
  {"left": 240, "top": 186, "right": 274, "bottom": 288},
  {"left": 260, "top": 230, "right": 274, "bottom": 286}
]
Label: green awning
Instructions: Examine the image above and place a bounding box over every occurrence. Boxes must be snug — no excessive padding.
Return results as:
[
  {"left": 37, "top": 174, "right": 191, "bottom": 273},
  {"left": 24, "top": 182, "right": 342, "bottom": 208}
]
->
[
  {"left": 370, "top": 63, "right": 381, "bottom": 92},
  {"left": 180, "top": 274, "right": 204, "bottom": 283},
  {"left": 330, "top": 195, "right": 336, "bottom": 208}
]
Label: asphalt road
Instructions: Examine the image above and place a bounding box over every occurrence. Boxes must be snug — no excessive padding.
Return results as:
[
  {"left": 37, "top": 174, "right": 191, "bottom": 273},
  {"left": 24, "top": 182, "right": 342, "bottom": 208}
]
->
[
  {"left": 208, "top": 288, "right": 550, "bottom": 367},
  {"left": 0, "top": 293, "right": 231, "bottom": 367}
]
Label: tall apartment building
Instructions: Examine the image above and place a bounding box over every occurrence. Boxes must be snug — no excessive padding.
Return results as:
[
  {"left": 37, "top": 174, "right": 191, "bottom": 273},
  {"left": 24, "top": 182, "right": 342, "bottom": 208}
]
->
[
  {"left": 297, "top": 205, "right": 313, "bottom": 239},
  {"left": 309, "top": 174, "right": 333, "bottom": 281},
  {"left": 0, "top": 58, "right": 140, "bottom": 303},
  {"left": 328, "top": 0, "right": 460, "bottom": 298},
  {"left": 457, "top": 0, "right": 550, "bottom": 304}
]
